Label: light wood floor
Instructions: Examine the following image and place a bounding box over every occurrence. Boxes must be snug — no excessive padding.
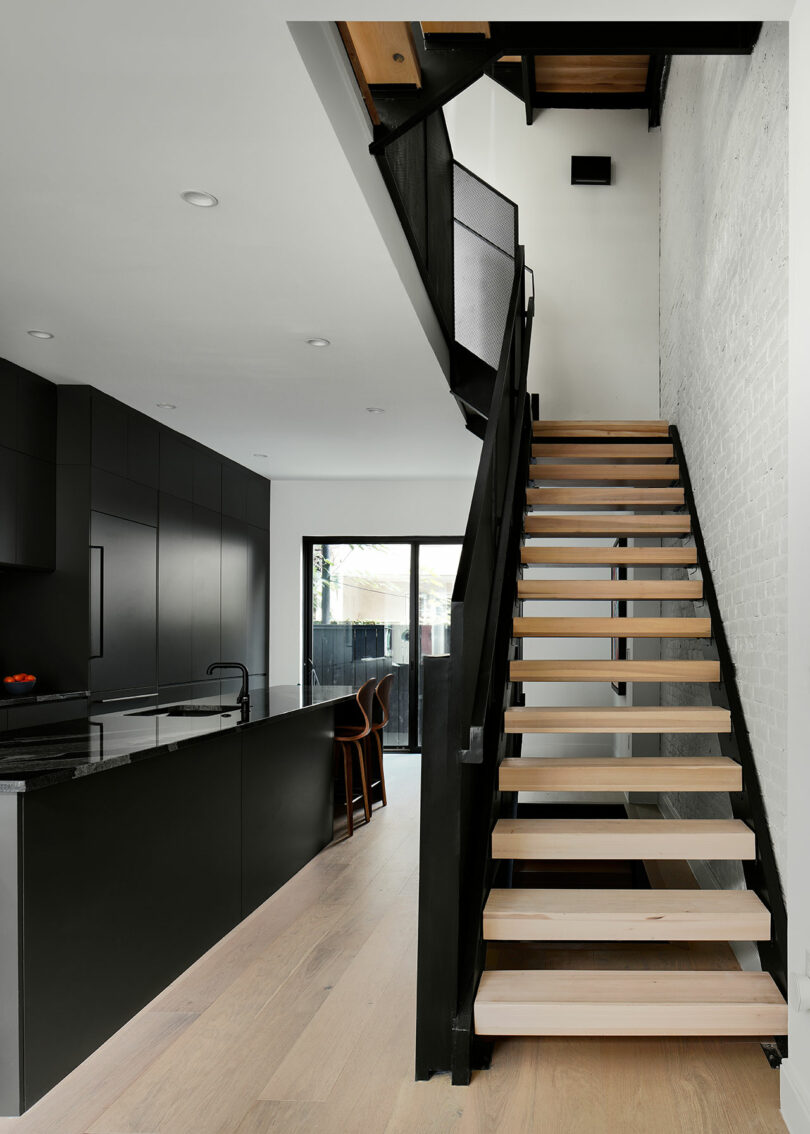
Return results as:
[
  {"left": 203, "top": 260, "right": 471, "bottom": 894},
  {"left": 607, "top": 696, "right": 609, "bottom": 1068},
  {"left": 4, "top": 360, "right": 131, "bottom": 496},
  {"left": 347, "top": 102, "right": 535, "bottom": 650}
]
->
[{"left": 0, "top": 757, "right": 786, "bottom": 1134}]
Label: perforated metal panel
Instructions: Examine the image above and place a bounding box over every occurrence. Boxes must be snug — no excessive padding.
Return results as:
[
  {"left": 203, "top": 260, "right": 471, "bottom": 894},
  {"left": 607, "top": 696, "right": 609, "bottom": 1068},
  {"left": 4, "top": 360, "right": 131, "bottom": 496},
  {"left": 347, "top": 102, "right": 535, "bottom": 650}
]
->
[
  {"left": 453, "top": 164, "right": 517, "bottom": 257},
  {"left": 453, "top": 222, "right": 515, "bottom": 369},
  {"left": 452, "top": 165, "right": 518, "bottom": 368}
]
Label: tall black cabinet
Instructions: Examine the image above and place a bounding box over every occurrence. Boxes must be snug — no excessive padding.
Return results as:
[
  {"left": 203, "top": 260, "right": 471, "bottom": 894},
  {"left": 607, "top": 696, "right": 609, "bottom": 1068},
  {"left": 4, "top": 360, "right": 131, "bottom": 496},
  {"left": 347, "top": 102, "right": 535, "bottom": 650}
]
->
[{"left": 0, "top": 379, "right": 270, "bottom": 702}]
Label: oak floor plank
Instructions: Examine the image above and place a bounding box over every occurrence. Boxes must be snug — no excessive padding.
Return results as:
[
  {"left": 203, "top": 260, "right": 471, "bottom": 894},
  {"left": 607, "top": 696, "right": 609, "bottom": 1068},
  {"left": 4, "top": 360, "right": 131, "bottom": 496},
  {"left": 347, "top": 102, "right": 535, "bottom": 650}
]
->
[
  {"left": 259, "top": 892, "right": 416, "bottom": 1101},
  {"left": 0, "top": 1009, "right": 196, "bottom": 1134}
]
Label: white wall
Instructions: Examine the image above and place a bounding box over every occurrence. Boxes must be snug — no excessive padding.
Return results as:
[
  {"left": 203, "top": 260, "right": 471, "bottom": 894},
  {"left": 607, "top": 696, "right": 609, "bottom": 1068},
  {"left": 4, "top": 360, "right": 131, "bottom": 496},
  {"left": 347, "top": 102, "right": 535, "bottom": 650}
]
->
[
  {"left": 657, "top": 25, "right": 789, "bottom": 881},
  {"left": 445, "top": 82, "right": 660, "bottom": 419},
  {"left": 269, "top": 478, "right": 475, "bottom": 686},
  {"left": 783, "top": 5, "right": 810, "bottom": 1130}
]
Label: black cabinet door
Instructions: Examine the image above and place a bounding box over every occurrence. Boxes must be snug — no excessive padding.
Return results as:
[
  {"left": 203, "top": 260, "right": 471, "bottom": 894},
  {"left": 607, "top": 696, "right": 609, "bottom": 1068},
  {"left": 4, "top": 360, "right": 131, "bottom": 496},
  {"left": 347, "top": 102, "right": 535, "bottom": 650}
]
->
[
  {"left": 91, "top": 394, "right": 127, "bottom": 478},
  {"left": 220, "top": 515, "right": 248, "bottom": 666},
  {"left": 160, "top": 433, "right": 194, "bottom": 502},
  {"left": 246, "top": 523, "right": 269, "bottom": 676},
  {"left": 191, "top": 505, "right": 221, "bottom": 680},
  {"left": 16, "top": 372, "right": 56, "bottom": 462},
  {"left": 158, "top": 493, "right": 193, "bottom": 686},
  {"left": 127, "top": 415, "right": 159, "bottom": 490},
  {"left": 0, "top": 446, "right": 16, "bottom": 565},
  {"left": 89, "top": 512, "right": 157, "bottom": 693},
  {"left": 16, "top": 454, "right": 55, "bottom": 570}
]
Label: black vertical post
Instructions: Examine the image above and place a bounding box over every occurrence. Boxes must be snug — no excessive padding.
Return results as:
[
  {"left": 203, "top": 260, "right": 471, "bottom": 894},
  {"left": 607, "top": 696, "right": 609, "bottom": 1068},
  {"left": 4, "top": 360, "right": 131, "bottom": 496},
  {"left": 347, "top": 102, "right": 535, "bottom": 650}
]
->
[{"left": 415, "top": 654, "right": 460, "bottom": 1079}]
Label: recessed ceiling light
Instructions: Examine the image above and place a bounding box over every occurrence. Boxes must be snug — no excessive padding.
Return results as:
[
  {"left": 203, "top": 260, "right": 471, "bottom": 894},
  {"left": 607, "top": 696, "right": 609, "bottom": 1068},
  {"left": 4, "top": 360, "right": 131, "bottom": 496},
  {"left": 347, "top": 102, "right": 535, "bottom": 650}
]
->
[
  {"left": 253, "top": 453, "right": 268, "bottom": 458},
  {"left": 156, "top": 402, "right": 176, "bottom": 410},
  {"left": 366, "top": 407, "right": 385, "bottom": 414},
  {"left": 180, "top": 191, "right": 219, "bottom": 208},
  {"left": 306, "top": 337, "right": 330, "bottom": 348},
  {"left": 27, "top": 330, "right": 54, "bottom": 339}
]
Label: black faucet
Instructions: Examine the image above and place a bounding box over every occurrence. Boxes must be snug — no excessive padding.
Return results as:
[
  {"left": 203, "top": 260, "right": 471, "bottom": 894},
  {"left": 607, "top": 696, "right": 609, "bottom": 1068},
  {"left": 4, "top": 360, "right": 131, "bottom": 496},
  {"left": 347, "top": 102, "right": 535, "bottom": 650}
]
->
[{"left": 206, "top": 662, "right": 250, "bottom": 721}]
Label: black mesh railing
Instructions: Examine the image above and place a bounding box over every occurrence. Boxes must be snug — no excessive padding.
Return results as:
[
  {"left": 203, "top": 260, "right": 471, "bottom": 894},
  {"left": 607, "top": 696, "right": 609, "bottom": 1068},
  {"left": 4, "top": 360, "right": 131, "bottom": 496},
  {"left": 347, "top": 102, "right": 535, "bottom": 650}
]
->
[
  {"left": 453, "top": 162, "right": 517, "bottom": 370},
  {"left": 375, "top": 112, "right": 521, "bottom": 389}
]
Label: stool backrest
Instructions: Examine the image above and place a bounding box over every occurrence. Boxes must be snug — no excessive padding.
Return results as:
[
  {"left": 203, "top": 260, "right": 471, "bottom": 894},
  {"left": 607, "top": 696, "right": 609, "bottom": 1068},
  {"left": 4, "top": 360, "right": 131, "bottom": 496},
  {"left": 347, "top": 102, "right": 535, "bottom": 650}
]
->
[
  {"left": 373, "top": 673, "right": 394, "bottom": 729},
  {"left": 354, "top": 677, "right": 376, "bottom": 740}
]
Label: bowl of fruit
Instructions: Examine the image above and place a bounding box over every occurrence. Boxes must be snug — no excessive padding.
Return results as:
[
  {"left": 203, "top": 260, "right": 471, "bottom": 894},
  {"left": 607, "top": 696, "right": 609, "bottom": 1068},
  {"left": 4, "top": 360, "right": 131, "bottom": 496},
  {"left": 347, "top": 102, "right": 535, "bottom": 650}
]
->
[{"left": 3, "top": 673, "right": 37, "bottom": 696}]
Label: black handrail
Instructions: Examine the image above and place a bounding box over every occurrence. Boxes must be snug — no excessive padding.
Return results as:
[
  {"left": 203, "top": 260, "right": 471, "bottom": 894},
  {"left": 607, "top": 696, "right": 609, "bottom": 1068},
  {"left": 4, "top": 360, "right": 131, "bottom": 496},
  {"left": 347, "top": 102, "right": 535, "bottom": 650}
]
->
[{"left": 416, "top": 245, "right": 533, "bottom": 1085}]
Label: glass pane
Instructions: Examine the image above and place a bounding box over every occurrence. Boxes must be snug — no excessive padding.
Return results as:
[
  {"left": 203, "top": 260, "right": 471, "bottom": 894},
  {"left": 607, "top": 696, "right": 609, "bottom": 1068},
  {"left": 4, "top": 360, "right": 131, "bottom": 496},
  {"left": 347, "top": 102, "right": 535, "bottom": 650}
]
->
[
  {"left": 418, "top": 543, "right": 462, "bottom": 745},
  {"left": 310, "top": 543, "right": 410, "bottom": 747}
]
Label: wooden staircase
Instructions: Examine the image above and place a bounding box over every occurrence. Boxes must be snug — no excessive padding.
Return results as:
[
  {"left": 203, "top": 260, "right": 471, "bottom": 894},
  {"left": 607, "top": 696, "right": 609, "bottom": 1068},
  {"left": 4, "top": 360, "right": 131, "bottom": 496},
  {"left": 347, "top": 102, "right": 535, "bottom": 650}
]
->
[{"left": 472, "top": 419, "right": 787, "bottom": 1042}]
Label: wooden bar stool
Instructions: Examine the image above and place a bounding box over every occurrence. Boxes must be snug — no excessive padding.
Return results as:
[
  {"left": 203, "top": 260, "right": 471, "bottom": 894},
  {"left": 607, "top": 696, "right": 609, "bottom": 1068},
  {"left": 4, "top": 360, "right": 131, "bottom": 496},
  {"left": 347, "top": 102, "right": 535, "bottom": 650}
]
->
[
  {"left": 366, "top": 673, "right": 392, "bottom": 809},
  {"left": 334, "top": 678, "right": 375, "bottom": 837}
]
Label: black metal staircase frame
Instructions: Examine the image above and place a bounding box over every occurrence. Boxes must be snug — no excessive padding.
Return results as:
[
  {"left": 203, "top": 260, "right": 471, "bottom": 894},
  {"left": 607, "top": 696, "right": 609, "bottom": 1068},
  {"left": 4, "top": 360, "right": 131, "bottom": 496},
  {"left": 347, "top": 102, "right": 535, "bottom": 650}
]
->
[
  {"left": 669, "top": 425, "right": 788, "bottom": 1057},
  {"left": 416, "top": 248, "right": 533, "bottom": 1085}
]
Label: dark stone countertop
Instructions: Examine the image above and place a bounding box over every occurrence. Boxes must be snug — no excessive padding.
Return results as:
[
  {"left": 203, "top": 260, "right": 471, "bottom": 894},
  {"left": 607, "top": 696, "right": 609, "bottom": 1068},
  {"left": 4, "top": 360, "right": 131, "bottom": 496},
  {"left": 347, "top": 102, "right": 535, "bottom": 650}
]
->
[
  {"left": 0, "top": 689, "right": 89, "bottom": 710},
  {"left": 0, "top": 686, "right": 355, "bottom": 793}
]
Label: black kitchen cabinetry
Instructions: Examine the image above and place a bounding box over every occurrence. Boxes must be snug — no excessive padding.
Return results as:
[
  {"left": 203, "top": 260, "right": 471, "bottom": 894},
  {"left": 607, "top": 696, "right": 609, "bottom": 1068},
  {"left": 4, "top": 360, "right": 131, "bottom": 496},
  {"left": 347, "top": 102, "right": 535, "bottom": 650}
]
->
[
  {"left": 0, "top": 359, "right": 56, "bottom": 571},
  {"left": 0, "top": 379, "right": 269, "bottom": 706}
]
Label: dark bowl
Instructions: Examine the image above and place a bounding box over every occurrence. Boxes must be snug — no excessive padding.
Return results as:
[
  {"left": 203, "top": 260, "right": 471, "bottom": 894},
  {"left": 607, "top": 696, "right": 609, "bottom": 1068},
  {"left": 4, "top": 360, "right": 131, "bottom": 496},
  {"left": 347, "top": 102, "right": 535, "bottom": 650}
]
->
[{"left": 3, "top": 679, "right": 36, "bottom": 696}]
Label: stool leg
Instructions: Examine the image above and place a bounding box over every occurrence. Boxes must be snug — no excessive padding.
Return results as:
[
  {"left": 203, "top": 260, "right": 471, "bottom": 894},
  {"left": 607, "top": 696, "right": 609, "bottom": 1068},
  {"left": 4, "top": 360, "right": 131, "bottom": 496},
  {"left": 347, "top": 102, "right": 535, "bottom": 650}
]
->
[
  {"left": 341, "top": 741, "right": 353, "bottom": 837},
  {"left": 374, "top": 729, "right": 387, "bottom": 806},
  {"left": 354, "top": 739, "right": 371, "bottom": 823}
]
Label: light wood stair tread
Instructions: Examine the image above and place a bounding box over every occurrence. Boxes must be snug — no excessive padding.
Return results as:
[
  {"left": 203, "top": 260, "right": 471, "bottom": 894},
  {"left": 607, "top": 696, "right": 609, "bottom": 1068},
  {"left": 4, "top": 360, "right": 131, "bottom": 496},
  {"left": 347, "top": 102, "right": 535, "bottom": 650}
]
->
[
  {"left": 474, "top": 970, "right": 787, "bottom": 1036},
  {"left": 500, "top": 755, "right": 740, "bottom": 791},
  {"left": 482, "top": 888, "right": 771, "bottom": 941},
  {"left": 533, "top": 420, "right": 670, "bottom": 438},
  {"left": 509, "top": 659, "right": 719, "bottom": 681},
  {"left": 517, "top": 580, "right": 702, "bottom": 600},
  {"left": 491, "top": 818, "right": 754, "bottom": 860},
  {"left": 504, "top": 706, "right": 731, "bottom": 733},
  {"left": 525, "top": 515, "right": 691, "bottom": 536},
  {"left": 526, "top": 487, "right": 684, "bottom": 507},
  {"left": 513, "top": 616, "right": 711, "bottom": 638},
  {"left": 522, "top": 546, "right": 697, "bottom": 566},
  {"left": 529, "top": 463, "right": 679, "bottom": 481},
  {"left": 532, "top": 442, "right": 674, "bottom": 458}
]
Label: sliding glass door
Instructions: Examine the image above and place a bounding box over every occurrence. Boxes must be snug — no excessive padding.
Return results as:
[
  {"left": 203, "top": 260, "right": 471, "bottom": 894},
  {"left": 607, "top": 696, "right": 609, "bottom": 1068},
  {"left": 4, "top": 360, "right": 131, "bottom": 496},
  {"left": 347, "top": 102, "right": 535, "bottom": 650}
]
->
[{"left": 305, "top": 539, "right": 461, "bottom": 751}]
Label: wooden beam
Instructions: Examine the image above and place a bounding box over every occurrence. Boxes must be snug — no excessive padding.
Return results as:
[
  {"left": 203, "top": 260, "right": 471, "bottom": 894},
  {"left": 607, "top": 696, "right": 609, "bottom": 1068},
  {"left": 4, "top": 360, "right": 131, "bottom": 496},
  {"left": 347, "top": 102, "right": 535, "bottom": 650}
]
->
[
  {"left": 337, "top": 23, "right": 380, "bottom": 126},
  {"left": 344, "top": 22, "right": 421, "bottom": 88}
]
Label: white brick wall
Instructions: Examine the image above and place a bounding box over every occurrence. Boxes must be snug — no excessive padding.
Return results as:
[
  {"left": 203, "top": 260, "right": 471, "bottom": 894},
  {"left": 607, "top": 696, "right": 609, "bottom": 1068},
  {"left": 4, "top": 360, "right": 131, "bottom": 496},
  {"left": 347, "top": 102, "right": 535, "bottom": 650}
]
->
[{"left": 659, "top": 23, "right": 789, "bottom": 875}]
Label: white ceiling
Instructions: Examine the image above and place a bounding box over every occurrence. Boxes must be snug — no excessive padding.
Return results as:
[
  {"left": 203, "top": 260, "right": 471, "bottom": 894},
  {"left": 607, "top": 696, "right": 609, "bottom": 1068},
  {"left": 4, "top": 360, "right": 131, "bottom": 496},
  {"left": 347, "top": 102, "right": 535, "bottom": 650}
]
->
[{"left": 0, "top": 2, "right": 481, "bottom": 480}]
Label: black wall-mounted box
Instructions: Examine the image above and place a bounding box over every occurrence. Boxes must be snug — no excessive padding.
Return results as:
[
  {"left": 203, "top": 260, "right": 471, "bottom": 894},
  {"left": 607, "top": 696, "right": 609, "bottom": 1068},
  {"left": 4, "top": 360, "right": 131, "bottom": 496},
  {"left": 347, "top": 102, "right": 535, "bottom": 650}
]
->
[{"left": 571, "top": 155, "right": 612, "bottom": 185}]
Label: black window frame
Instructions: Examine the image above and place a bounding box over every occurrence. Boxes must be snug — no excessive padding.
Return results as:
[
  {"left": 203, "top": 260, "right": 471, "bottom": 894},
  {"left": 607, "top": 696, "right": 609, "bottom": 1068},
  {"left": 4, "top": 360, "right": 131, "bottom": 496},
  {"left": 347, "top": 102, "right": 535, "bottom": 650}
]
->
[{"left": 302, "top": 535, "right": 462, "bottom": 752}]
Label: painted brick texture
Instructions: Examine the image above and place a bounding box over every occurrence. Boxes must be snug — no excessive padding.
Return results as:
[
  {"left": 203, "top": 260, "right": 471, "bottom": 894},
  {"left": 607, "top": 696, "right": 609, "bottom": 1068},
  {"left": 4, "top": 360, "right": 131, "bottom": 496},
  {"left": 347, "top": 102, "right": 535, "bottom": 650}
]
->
[{"left": 659, "top": 24, "right": 789, "bottom": 876}]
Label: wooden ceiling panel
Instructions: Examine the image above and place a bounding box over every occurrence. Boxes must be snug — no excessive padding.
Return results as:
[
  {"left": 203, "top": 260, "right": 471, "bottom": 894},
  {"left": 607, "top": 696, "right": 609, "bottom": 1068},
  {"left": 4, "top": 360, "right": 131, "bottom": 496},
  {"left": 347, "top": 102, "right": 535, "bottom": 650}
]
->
[
  {"left": 535, "top": 54, "right": 650, "bottom": 94},
  {"left": 343, "top": 22, "right": 421, "bottom": 87}
]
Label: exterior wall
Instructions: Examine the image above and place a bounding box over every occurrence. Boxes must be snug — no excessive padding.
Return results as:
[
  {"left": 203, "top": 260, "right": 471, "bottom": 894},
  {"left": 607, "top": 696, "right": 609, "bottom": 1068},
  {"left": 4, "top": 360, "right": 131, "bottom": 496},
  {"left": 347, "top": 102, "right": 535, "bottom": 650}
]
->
[
  {"left": 446, "top": 85, "right": 661, "bottom": 419},
  {"left": 658, "top": 24, "right": 789, "bottom": 878}
]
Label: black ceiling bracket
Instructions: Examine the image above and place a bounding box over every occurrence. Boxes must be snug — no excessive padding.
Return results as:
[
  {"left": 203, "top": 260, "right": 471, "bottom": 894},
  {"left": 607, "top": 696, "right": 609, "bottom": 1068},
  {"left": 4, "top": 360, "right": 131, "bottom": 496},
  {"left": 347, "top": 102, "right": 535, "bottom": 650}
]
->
[
  {"left": 520, "top": 55, "right": 536, "bottom": 125},
  {"left": 646, "top": 54, "right": 672, "bottom": 129}
]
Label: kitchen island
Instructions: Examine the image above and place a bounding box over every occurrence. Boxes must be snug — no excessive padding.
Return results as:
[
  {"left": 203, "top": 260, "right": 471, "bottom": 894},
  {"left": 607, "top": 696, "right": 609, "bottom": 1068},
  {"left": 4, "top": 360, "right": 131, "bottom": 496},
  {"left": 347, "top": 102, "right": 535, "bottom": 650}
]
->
[{"left": 0, "top": 686, "right": 354, "bottom": 1116}]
